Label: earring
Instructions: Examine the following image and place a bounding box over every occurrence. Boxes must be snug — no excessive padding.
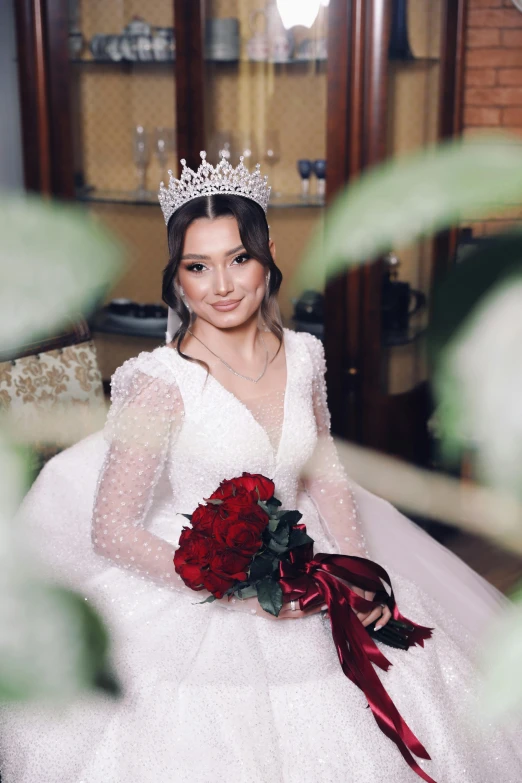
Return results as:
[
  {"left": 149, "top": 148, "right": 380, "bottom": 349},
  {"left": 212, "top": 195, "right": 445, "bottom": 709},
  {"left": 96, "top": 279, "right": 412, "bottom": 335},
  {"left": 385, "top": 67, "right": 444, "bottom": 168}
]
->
[{"left": 179, "top": 287, "right": 191, "bottom": 313}]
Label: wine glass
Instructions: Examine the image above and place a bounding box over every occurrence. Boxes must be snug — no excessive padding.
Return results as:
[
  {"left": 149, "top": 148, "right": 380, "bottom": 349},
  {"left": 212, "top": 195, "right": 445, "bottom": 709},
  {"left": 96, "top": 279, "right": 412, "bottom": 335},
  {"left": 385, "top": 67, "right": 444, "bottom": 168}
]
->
[
  {"left": 313, "top": 159, "right": 327, "bottom": 199},
  {"left": 263, "top": 130, "right": 281, "bottom": 197},
  {"left": 154, "top": 127, "right": 169, "bottom": 184},
  {"left": 297, "top": 159, "right": 313, "bottom": 199},
  {"left": 236, "top": 132, "right": 258, "bottom": 168},
  {"left": 133, "top": 125, "right": 150, "bottom": 196},
  {"left": 209, "top": 131, "right": 234, "bottom": 165}
]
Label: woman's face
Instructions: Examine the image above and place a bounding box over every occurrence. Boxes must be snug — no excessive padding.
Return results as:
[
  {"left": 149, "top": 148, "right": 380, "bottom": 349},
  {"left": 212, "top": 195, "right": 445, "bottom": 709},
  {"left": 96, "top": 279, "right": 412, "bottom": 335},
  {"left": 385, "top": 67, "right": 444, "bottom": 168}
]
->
[{"left": 177, "top": 216, "right": 274, "bottom": 329}]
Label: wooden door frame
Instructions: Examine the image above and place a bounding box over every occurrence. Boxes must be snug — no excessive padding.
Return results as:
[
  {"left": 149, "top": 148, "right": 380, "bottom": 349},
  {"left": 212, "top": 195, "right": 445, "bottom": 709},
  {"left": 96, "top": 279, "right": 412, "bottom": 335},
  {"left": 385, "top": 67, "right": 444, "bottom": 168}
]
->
[{"left": 14, "top": 0, "right": 52, "bottom": 194}]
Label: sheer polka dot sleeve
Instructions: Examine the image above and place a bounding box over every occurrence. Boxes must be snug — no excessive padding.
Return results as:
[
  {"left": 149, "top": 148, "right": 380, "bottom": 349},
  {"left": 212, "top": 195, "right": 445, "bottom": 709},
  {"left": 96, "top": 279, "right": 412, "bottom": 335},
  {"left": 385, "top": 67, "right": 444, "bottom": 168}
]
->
[
  {"left": 92, "top": 358, "right": 262, "bottom": 613},
  {"left": 301, "top": 335, "right": 369, "bottom": 558},
  {"left": 91, "top": 364, "right": 191, "bottom": 589}
]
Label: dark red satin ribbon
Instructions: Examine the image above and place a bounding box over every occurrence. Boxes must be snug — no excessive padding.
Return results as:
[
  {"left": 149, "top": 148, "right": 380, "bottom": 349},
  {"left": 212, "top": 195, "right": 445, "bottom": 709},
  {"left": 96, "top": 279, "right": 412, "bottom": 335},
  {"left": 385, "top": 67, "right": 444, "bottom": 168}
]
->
[{"left": 279, "top": 526, "right": 437, "bottom": 783}]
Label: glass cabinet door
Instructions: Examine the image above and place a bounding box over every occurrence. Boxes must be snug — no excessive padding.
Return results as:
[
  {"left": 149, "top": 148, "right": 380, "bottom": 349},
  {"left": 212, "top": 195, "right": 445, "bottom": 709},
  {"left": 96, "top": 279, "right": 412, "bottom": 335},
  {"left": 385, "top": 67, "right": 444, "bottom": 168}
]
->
[
  {"left": 67, "top": 0, "right": 178, "bottom": 378},
  {"left": 382, "top": 0, "right": 444, "bottom": 401},
  {"left": 202, "top": 0, "right": 330, "bottom": 324}
]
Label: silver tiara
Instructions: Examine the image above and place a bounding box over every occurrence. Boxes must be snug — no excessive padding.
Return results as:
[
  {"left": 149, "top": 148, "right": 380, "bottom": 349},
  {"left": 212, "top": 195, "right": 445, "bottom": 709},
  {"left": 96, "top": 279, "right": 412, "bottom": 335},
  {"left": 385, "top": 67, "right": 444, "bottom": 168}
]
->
[{"left": 158, "top": 151, "right": 271, "bottom": 225}]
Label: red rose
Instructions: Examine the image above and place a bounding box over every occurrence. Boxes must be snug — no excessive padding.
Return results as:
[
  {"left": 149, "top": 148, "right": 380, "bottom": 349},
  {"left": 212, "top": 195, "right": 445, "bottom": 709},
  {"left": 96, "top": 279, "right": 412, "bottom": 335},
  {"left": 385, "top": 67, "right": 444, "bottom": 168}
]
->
[
  {"left": 237, "top": 473, "right": 275, "bottom": 501},
  {"left": 209, "top": 473, "right": 275, "bottom": 502},
  {"left": 178, "top": 527, "right": 215, "bottom": 566},
  {"left": 201, "top": 571, "right": 235, "bottom": 599},
  {"left": 223, "top": 493, "right": 269, "bottom": 532},
  {"left": 212, "top": 496, "right": 269, "bottom": 546},
  {"left": 173, "top": 548, "right": 207, "bottom": 591},
  {"left": 210, "top": 548, "right": 252, "bottom": 582},
  {"left": 224, "top": 520, "right": 263, "bottom": 556},
  {"left": 191, "top": 502, "right": 225, "bottom": 536}
]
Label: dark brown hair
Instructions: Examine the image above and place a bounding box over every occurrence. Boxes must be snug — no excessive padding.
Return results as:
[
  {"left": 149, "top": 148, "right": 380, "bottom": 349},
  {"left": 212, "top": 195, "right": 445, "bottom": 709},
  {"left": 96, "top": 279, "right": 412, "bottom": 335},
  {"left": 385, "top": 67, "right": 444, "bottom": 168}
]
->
[{"left": 162, "top": 194, "right": 283, "bottom": 362}]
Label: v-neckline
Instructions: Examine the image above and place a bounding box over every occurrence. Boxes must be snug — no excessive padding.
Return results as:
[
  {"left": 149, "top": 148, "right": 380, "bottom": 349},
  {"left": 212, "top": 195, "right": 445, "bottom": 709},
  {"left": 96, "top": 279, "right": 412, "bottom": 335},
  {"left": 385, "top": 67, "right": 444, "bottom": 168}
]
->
[{"left": 163, "top": 329, "right": 292, "bottom": 464}]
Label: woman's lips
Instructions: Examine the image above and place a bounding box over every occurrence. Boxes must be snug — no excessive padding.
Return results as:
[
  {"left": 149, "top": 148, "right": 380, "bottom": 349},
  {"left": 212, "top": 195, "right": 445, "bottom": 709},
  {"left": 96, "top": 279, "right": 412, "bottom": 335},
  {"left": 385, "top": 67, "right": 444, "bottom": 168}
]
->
[{"left": 210, "top": 299, "right": 242, "bottom": 312}]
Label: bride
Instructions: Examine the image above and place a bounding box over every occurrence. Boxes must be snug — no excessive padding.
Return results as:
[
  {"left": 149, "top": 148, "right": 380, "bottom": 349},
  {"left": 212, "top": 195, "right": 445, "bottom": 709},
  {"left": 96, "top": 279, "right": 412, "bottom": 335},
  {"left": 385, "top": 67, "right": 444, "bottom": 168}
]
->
[{"left": 1, "top": 153, "right": 521, "bottom": 782}]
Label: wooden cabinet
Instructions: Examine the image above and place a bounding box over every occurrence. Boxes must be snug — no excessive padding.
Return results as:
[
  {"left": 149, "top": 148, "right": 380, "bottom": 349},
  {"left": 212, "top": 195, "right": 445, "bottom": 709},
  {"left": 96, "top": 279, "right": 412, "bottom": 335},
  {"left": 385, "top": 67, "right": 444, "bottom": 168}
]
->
[
  {"left": 324, "top": 0, "right": 466, "bottom": 464},
  {"left": 14, "top": 0, "right": 466, "bottom": 460}
]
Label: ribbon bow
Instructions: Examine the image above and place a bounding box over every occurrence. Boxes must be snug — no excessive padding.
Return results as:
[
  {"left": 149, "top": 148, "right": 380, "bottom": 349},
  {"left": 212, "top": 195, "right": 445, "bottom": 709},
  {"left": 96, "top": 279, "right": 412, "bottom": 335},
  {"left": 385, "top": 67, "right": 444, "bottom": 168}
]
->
[{"left": 279, "top": 526, "right": 437, "bottom": 783}]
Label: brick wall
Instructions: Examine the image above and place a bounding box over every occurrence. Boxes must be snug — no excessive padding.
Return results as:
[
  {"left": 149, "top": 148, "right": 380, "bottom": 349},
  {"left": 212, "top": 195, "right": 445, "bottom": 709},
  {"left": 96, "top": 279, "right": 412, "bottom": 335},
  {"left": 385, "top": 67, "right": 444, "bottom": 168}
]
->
[{"left": 464, "top": 0, "right": 522, "bottom": 234}]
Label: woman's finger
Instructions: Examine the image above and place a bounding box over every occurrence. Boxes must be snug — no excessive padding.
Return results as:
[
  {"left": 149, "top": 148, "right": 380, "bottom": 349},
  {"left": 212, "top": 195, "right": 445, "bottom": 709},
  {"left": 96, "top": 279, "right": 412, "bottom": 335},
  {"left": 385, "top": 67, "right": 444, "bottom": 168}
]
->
[
  {"left": 375, "top": 605, "right": 392, "bottom": 631},
  {"left": 359, "top": 606, "right": 384, "bottom": 628}
]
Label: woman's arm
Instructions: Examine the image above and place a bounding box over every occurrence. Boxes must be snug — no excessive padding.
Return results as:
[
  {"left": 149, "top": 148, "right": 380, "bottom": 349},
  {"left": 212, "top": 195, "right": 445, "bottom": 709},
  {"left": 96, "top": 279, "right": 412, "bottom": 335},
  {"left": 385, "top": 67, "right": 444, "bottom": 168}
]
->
[
  {"left": 302, "top": 337, "right": 369, "bottom": 558},
  {"left": 91, "top": 363, "right": 262, "bottom": 615}
]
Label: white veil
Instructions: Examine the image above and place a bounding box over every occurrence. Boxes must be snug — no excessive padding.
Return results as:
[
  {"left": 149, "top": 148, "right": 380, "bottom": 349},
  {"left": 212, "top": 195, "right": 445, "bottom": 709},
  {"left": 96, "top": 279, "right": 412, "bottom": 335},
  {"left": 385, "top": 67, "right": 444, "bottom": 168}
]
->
[{"left": 166, "top": 307, "right": 181, "bottom": 344}]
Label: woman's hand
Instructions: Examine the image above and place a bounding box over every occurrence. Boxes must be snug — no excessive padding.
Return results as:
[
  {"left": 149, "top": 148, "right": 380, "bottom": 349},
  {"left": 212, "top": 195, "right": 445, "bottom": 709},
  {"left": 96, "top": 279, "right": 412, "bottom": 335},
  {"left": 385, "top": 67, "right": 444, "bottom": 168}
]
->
[
  {"left": 350, "top": 584, "right": 392, "bottom": 631},
  {"left": 276, "top": 602, "right": 327, "bottom": 620}
]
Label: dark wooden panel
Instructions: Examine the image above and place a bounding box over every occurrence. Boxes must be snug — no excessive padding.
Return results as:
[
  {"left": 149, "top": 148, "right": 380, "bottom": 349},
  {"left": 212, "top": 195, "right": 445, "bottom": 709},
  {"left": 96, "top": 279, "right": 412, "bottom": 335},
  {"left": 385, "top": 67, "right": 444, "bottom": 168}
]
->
[
  {"left": 14, "top": 0, "right": 50, "bottom": 193},
  {"left": 45, "top": 0, "right": 75, "bottom": 198},
  {"left": 174, "top": 0, "right": 205, "bottom": 169},
  {"left": 433, "top": 0, "right": 468, "bottom": 287},
  {"left": 325, "top": 0, "right": 350, "bottom": 435}
]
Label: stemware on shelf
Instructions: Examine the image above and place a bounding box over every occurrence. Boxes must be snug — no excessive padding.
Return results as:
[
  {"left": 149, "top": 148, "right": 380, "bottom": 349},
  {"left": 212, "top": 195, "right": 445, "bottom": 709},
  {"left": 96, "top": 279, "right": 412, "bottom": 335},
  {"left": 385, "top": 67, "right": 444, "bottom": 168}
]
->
[
  {"left": 236, "top": 132, "right": 258, "bottom": 168},
  {"left": 263, "top": 130, "right": 281, "bottom": 197},
  {"left": 313, "top": 159, "right": 326, "bottom": 198},
  {"left": 297, "top": 159, "right": 313, "bottom": 199},
  {"left": 209, "top": 131, "right": 235, "bottom": 165},
  {"left": 154, "top": 127, "right": 169, "bottom": 184},
  {"left": 133, "top": 125, "right": 150, "bottom": 196}
]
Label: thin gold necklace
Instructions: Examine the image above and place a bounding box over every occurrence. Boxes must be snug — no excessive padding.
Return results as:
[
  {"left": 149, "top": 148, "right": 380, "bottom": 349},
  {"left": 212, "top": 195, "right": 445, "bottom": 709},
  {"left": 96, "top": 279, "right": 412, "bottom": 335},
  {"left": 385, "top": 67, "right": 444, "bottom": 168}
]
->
[{"left": 187, "top": 328, "right": 269, "bottom": 383}]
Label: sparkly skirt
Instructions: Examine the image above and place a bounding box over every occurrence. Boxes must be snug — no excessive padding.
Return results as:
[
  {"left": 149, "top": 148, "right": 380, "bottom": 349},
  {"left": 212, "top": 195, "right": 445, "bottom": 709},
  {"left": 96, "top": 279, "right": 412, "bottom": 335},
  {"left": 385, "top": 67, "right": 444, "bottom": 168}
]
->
[{"left": 0, "top": 432, "right": 521, "bottom": 783}]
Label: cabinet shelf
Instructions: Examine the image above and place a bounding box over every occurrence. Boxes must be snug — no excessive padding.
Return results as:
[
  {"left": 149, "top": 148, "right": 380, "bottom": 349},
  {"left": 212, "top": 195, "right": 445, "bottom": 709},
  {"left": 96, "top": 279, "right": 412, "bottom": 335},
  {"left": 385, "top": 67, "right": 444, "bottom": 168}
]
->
[
  {"left": 71, "top": 57, "right": 328, "bottom": 68},
  {"left": 76, "top": 188, "right": 325, "bottom": 209},
  {"left": 389, "top": 57, "right": 440, "bottom": 67},
  {"left": 71, "top": 56, "right": 437, "bottom": 70}
]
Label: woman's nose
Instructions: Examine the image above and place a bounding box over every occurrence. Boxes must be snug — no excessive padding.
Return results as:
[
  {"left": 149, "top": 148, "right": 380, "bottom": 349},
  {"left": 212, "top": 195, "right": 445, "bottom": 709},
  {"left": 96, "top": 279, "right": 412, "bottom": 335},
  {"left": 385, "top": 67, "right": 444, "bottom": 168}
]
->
[{"left": 213, "top": 268, "right": 234, "bottom": 296}]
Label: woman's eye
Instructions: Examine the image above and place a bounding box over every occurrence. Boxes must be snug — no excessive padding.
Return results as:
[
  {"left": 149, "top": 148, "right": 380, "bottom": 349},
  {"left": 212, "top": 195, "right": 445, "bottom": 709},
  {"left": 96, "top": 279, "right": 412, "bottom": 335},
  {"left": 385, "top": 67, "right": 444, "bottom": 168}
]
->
[
  {"left": 231, "top": 253, "right": 251, "bottom": 266},
  {"left": 186, "top": 263, "right": 206, "bottom": 274}
]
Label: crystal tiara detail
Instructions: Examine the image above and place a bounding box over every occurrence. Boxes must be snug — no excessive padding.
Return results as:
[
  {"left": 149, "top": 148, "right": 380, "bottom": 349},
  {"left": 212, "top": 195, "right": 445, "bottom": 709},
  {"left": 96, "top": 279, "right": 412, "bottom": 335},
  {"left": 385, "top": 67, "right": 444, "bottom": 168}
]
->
[{"left": 158, "top": 151, "right": 271, "bottom": 225}]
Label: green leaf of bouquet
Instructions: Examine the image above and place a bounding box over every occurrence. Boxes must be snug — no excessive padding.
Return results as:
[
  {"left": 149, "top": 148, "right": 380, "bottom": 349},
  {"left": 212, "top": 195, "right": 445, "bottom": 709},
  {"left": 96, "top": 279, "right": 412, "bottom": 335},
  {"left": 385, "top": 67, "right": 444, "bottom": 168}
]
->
[
  {"left": 270, "top": 522, "right": 290, "bottom": 547},
  {"left": 236, "top": 585, "right": 258, "bottom": 600},
  {"left": 266, "top": 496, "right": 282, "bottom": 508},
  {"left": 295, "top": 134, "right": 522, "bottom": 293},
  {"left": 268, "top": 516, "right": 280, "bottom": 532},
  {"left": 249, "top": 553, "right": 277, "bottom": 582},
  {"left": 256, "top": 577, "right": 283, "bottom": 617},
  {"left": 289, "top": 528, "right": 314, "bottom": 548},
  {"left": 181, "top": 514, "right": 192, "bottom": 521},
  {"left": 198, "top": 595, "right": 217, "bottom": 604},
  {"left": 0, "top": 192, "right": 124, "bottom": 355},
  {"left": 268, "top": 538, "right": 289, "bottom": 555},
  {"left": 278, "top": 510, "right": 303, "bottom": 527}
]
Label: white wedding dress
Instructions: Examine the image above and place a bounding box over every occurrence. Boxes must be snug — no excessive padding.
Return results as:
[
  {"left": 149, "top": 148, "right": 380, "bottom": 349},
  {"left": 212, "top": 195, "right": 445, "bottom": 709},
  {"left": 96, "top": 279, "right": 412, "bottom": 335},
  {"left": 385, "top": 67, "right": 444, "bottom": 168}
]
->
[{"left": 0, "top": 329, "right": 521, "bottom": 782}]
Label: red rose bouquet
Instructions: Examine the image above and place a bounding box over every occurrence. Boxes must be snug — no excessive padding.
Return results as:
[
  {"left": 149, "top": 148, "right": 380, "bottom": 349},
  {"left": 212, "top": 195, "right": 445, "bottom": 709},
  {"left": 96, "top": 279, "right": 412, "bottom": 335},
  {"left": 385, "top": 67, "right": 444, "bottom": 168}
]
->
[{"left": 174, "top": 472, "right": 438, "bottom": 783}]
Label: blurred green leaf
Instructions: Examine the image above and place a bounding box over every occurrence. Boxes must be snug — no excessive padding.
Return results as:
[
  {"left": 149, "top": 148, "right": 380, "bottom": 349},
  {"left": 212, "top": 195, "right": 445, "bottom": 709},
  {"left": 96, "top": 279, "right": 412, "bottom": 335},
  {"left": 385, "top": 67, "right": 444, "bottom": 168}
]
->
[
  {"left": 0, "top": 435, "right": 120, "bottom": 702},
  {"left": 297, "top": 134, "right": 522, "bottom": 292},
  {"left": 0, "top": 192, "right": 124, "bottom": 355},
  {"left": 0, "top": 580, "right": 120, "bottom": 702},
  {"left": 434, "top": 278, "right": 522, "bottom": 496},
  {"left": 480, "top": 584, "right": 522, "bottom": 720},
  {"left": 428, "top": 233, "right": 522, "bottom": 365}
]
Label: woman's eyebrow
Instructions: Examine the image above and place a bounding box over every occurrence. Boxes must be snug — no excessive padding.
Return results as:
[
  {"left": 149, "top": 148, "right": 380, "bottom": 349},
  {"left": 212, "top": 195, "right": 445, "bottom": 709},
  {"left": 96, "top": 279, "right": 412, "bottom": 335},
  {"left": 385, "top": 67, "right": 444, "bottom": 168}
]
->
[
  {"left": 180, "top": 245, "right": 246, "bottom": 262},
  {"left": 180, "top": 253, "right": 210, "bottom": 261},
  {"left": 225, "top": 244, "right": 246, "bottom": 257}
]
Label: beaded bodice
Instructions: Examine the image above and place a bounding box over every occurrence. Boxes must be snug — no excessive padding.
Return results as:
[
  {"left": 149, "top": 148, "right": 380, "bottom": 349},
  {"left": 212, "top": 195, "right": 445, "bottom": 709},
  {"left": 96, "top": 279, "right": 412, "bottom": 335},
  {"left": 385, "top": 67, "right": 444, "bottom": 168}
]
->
[{"left": 91, "top": 330, "right": 367, "bottom": 615}]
